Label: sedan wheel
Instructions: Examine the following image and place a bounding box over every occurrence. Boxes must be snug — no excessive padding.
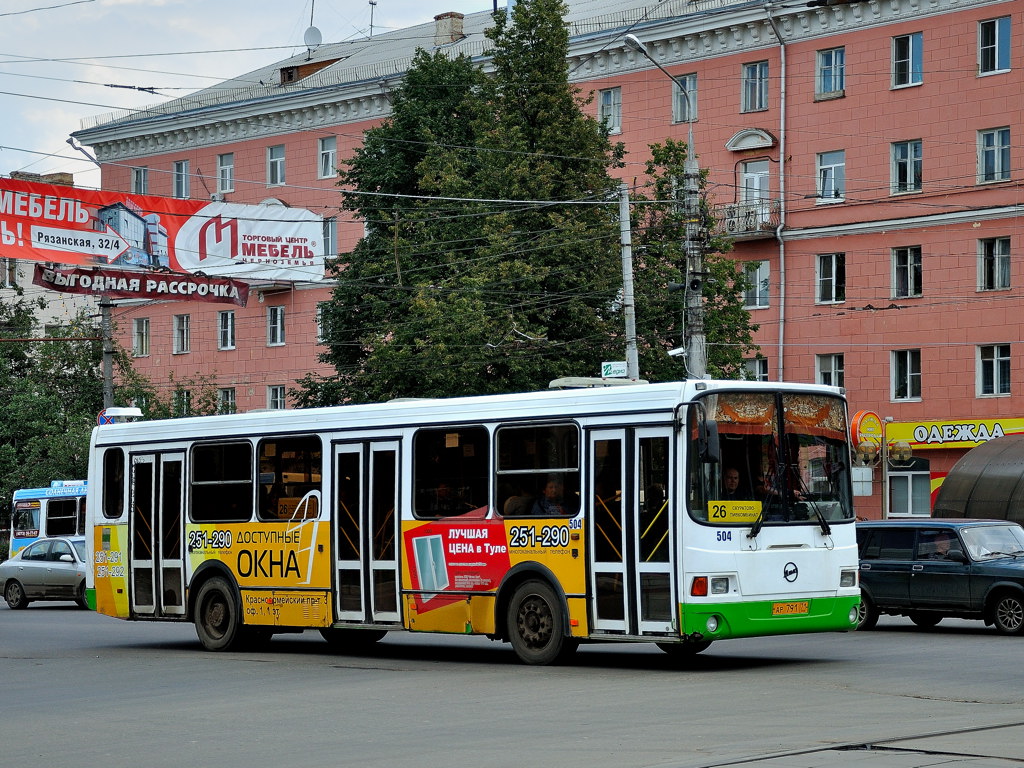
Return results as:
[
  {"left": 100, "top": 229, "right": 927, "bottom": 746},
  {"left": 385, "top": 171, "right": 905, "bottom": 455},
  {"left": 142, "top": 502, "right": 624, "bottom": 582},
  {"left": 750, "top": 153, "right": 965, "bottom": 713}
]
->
[
  {"left": 993, "top": 593, "right": 1024, "bottom": 635},
  {"left": 4, "top": 580, "right": 30, "bottom": 610}
]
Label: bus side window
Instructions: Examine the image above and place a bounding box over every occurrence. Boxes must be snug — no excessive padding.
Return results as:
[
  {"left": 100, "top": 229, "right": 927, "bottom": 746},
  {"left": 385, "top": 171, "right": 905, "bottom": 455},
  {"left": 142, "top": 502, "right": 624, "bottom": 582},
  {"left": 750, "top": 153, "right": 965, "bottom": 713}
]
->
[
  {"left": 103, "top": 448, "right": 125, "bottom": 519},
  {"left": 257, "top": 436, "right": 322, "bottom": 521},
  {"left": 413, "top": 427, "right": 489, "bottom": 519},
  {"left": 496, "top": 424, "right": 579, "bottom": 517},
  {"left": 191, "top": 442, "right": 253, "bottom": 523}
]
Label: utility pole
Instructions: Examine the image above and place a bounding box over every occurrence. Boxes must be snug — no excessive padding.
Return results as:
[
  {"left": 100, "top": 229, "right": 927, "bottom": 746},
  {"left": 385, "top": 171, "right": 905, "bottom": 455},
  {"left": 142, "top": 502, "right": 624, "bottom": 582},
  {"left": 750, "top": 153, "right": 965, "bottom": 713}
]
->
[
  {"left": 99, "top": 296, "right": 114, "bottom": 409},
  {"left": 618, "top": 183, "right": 640, "bottom": 380},
  {"left": 625, "top": 34, "right": 707, "bottom": 379}
]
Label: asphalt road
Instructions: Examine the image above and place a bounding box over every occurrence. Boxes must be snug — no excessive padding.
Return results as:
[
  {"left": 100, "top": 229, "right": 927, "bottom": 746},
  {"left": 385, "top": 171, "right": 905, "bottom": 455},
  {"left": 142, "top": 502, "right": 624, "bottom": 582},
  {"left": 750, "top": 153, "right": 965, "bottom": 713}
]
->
[{"left": 2, "top": 604, "right": 1022, "bottom": 768}]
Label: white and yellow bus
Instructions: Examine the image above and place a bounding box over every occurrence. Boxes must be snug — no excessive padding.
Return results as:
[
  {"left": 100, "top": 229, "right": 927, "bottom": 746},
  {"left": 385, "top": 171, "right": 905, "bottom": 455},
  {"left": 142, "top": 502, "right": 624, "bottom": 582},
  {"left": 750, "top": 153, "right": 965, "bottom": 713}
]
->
[
  {"left": 85, "top": 380, "right": 860, "bottom": 664},
  {"left": 10, "top": 481, "right": 87, "bottom": 557}
]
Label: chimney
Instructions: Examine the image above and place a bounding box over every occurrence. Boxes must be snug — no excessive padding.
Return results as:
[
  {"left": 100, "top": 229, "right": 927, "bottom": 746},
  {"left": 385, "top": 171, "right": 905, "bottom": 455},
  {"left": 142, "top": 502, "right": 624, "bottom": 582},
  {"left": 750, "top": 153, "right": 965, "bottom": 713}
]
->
[{"left": 434, "top": 12, "right": 465, "bottom": 47}]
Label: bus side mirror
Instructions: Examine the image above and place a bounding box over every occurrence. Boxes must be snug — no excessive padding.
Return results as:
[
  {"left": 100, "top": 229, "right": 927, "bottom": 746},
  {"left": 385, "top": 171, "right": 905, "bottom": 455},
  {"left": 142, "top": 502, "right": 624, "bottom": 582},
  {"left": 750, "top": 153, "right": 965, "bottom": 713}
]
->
[{"left": 699, "top": 420, "right": 720, "bottom": 464}]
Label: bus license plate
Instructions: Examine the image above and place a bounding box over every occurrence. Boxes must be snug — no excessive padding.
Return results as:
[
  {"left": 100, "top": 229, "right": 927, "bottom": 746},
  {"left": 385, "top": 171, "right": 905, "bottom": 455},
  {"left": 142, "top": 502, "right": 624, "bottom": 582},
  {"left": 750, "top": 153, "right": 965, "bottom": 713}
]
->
[{"left": 772, "top": 601, "right": 809, "bottom": 616}]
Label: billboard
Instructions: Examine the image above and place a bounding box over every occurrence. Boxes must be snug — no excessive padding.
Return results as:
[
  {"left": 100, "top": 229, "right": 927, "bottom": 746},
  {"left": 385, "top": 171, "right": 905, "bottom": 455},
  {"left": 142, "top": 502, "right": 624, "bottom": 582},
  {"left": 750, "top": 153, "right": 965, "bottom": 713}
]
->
[{"left": 0, "top": 178, "right": 324, "bottom": 282}]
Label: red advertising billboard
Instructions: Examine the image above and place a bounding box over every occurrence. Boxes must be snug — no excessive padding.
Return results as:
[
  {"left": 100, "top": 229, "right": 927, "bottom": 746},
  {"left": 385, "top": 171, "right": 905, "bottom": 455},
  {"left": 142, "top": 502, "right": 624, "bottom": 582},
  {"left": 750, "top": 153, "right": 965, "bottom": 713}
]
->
[
  {"left": 0, "top": 179, "right": 324, "bottom": 282},
  {"left": 33, "top": 264, "right": 250, "bottom": 306}
]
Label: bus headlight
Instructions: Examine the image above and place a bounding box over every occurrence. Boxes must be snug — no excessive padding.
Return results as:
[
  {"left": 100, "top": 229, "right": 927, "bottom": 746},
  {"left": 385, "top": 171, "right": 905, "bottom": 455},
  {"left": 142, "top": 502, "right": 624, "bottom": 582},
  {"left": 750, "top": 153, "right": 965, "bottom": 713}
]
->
[
  {"left": 706, "top": 615, "right": 719, "bottom": 633},
  {"left": 710, "top": 577, "right": 729, "bottom": 594},
  {"left": 840, "top": 570, "right": 857, "bottom": 588},
  {"left": 849, "top": 607, "right": 859, "bottom": 624}
]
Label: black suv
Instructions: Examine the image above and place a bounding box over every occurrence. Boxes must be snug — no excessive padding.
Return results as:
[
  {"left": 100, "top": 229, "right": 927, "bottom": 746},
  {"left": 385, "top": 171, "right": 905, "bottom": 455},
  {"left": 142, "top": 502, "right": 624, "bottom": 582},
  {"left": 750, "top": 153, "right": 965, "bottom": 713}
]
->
[{"left": 857, "top": 519, "right": 1024, "bottom": 634}]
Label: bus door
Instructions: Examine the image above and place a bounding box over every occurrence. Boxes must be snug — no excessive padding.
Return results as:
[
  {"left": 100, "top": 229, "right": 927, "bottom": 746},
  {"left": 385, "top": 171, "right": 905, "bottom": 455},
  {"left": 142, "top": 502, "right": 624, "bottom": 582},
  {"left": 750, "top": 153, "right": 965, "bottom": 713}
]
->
[
  {"left": 331, "top": 441, "right": 401, "bottom": 625},
  {"left": 588, "top": 428, "right": 677, "bottom": 637},
  {"left": 128, "top": 452, "right": 185, "bottom": 617}
]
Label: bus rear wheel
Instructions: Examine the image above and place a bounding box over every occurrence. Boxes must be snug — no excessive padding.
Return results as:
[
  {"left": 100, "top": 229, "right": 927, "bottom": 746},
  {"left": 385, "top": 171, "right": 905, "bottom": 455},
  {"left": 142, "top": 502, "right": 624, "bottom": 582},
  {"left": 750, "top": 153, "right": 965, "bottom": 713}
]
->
[
  {"left": 507, "top": 580, "right": 577, "bottom": 665},
  {"left": 194, "top": 577, "right": 243, "bottom": 651}
]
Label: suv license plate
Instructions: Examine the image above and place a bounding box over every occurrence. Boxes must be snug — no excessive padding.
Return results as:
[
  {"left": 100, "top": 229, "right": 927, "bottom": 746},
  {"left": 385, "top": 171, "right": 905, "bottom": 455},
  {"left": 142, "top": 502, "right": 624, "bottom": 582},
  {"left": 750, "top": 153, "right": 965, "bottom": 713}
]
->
[{"left": 772, "top": 601, "right": 809, "bottom": 616}]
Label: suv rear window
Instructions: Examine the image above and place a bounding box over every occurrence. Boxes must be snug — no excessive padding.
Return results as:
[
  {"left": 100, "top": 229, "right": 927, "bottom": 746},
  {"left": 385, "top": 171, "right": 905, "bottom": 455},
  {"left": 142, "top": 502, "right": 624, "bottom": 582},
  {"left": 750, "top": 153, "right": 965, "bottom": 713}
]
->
[{"left": 859, "top": 528, "right": 915, "bottom": 560}]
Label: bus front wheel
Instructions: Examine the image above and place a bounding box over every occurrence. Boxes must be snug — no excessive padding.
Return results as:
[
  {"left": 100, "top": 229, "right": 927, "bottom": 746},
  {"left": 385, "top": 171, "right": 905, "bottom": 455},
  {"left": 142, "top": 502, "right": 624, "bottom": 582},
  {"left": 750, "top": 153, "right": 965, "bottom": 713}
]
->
[
  {"left": 506, "top": 580, "right": 577, "bottom": 665},
  {"left": 194, "top": 577, "right": 243, "bottom": 651}
]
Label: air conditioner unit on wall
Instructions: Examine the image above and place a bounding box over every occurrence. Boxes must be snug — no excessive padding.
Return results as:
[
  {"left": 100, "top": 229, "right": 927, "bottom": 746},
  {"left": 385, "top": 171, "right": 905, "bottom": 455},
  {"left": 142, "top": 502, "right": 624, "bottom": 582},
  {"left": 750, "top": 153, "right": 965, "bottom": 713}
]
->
[{"left": 210, "top": 193, "right": 225, "bottom": 202}]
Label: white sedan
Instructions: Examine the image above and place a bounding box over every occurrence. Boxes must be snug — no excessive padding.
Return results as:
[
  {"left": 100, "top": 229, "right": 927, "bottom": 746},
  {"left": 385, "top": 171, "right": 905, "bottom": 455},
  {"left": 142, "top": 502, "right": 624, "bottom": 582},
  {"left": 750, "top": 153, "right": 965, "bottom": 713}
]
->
[{"left": 1, "top": 536, "right": 88, "bottom": 609}]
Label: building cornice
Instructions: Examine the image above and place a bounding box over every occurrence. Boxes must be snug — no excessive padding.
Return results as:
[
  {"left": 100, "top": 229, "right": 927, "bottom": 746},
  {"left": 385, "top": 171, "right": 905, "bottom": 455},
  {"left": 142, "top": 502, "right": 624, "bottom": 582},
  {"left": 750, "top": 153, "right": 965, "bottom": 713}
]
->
[{"left": 782, "top": 204, "right": 1024, "bottom": 241}]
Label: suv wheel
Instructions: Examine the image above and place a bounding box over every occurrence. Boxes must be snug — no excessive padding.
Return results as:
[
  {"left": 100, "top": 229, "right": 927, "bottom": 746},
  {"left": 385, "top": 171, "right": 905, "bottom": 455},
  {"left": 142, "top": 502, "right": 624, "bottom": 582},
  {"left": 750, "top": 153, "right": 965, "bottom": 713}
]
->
[
  {"left": 992, "top": 592, "right": 1024, "bottom": 635},
  {"left": 857, "top": 591, "right": 878, "bottom": 630}
]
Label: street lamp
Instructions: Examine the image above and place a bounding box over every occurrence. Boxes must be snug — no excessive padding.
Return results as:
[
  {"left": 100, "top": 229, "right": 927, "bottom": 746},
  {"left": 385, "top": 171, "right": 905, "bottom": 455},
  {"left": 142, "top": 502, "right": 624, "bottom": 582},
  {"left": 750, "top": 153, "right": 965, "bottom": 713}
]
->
[{"left": 624, "top": 34, "right": 707, "bottom": 379}]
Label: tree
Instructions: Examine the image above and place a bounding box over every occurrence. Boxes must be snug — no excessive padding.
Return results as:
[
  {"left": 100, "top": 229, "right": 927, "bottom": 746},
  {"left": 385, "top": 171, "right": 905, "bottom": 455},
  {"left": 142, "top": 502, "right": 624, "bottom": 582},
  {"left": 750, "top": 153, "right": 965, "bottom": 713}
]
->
[
  {"left": 631, "top": 139, "right": 759, "bottom": 381},
  {"left": 302, "top": 0, "right": 627, "bottom": 405}
]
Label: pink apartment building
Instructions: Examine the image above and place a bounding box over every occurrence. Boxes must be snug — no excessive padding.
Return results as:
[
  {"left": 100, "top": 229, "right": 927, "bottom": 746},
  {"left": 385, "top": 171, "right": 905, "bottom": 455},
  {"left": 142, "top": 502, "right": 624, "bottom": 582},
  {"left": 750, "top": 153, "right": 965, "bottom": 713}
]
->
[{"left": 73, "top": 0, "right": 1022, "bottom": 519}]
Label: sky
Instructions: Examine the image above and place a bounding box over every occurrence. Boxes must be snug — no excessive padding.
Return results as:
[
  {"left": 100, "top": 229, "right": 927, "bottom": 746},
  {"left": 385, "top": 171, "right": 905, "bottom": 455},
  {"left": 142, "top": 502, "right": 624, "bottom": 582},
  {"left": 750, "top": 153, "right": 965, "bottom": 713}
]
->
[{"left": 0, "top": 0, "right": 491, "bottom": 189}]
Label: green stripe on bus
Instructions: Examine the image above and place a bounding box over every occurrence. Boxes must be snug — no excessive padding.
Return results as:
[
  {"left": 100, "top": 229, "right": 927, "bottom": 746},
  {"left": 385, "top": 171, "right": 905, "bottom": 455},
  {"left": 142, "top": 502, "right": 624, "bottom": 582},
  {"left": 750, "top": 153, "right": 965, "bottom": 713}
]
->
[{"left": 680, "top": 595, "right": 860, "bottom": 639}]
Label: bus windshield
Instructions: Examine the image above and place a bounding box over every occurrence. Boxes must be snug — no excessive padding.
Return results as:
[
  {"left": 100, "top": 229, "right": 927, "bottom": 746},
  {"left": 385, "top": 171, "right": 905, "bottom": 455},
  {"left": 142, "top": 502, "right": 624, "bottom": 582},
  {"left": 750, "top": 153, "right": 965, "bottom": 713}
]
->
[{"left": 689, "top": 391, "right": 854, "bottom": 526}]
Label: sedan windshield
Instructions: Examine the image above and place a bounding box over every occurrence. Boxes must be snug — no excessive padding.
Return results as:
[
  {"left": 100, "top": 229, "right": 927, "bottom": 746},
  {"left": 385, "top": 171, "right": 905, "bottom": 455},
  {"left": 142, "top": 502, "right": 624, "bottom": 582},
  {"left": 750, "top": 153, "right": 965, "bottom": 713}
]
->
[{"left": 961, "top": 525, "right": 1024, "bottom": 561}]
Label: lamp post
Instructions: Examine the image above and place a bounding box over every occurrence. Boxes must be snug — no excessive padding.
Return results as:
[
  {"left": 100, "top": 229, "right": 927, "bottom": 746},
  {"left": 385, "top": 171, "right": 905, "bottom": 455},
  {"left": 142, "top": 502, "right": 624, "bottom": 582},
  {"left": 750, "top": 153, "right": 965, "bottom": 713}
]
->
[{"left": 624, "top": 33, "right": 706, "bottom": 378}]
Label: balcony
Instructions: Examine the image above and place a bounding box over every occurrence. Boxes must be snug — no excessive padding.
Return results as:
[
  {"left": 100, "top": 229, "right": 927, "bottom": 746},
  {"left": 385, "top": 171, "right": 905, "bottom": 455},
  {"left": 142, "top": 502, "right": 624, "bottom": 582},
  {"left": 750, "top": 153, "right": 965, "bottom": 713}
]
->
[{"left": 721, "top": 199, "right": 781, "bottom": 240}]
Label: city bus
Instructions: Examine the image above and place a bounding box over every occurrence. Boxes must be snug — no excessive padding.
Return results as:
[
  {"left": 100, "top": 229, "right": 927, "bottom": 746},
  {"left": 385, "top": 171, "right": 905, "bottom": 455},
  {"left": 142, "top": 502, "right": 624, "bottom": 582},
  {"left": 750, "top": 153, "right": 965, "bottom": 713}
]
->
[
  {"left": 9, "top": 481, "right": 88, "bottom": 558},
  {"left": 85, "top": 380, "right": 860, "bottom": 664}
]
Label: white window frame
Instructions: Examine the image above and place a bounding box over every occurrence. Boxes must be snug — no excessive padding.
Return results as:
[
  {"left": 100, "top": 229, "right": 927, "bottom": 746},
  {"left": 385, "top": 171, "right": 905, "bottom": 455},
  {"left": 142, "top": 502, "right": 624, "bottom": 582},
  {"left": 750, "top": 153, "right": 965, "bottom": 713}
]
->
[
  {"left": 891, "top": 140, "right": 922, "bottom": 194},
  {"left": 598, "top": 87, "right": 622, "bottom": 134},
  {"left": 978, "top": 127, "right": 1011, "bottom": 183},
  {"left": 323, "top": 217, "right": 337, "bottom": 260},
  {"left": 816, "top": 253, "right": 846, "bottom": 304},
  {"left": 816, "top": 150, "right": 845, "bottom": 202},
  {"left": 979, "top": 16, "right": 1011, "bottom": 75},
  {"left": 892, "top": 32, "right": 923, "bottom": 87},
  {"left": 172, "top": 160, "right": 190, "bottom": 199},
  {"left": 888, "top": 465, "right": 932, "bottom": 517},
  {"left": 979, "top": 237, "right": 1011, "bottom": 291},
  {"left": 267, "top": 306, "right": 285, "bottom": 346},
  {"left": 671, "top": 74, "right": 697, "bottom": 123},
  {"left": 267, "top": 385, "right": 287, "bottom": 410},
  {"left": 1, "top": 257, "right": 18, "bottom": 289},
  {"left": 892, "top": 245, "right": 922, "bottom": 299},
  {"left": 132, "top": 317, "right": 150, "bottom": 357},
  {"left": 267, "top": 144, "right": 286, "bottom": 186},
  {"left": 816, "top": 47, "right": 845, "bottom": 97},
  {"left": 816, "top": 354, "right": 845, "bottom": 388},
  {"left": 217, "top": 153, "right": 234, "bottom": 193},
  {"left": 978, "top": 344, "right": 1011, "bottom": 397},
  {"left": 131, "top": 167, "right": 149, "bottom": 195},
  {"left": 316, "top": 302, "right": 328, "bottom": 344},
  {"left": 892, "top": 349, "right": 922, "bottom": 401},
  {"left": 318, "top": 136, "right": 337, "bottom": 179},
  {"left": 744, "top": 358, "right": 769, "bottom": 382},
  {"left": 217, "top": 388, "right": 237, "bottom": 414},
  {"left": 175, "top": 389, "right": 192, "bottom": 417},
  {"left": 217, "top": 310, "right": 236, "bottom": 350},
  {"left": 741, "top": 61, "right": 769, "bottom": 112},
  {"left": 173, "top": 314, "right": 191, "bottom": 354},
  {"left": 743, "top": 261, "right": 770, "bottom": 309}
]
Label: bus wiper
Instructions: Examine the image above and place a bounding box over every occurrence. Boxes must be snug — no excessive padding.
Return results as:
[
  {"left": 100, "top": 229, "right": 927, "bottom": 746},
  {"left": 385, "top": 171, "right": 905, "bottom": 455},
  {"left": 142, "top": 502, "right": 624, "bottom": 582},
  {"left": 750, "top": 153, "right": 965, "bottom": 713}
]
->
[
  {"left": 747, "top": 506, "right": 765, "bottom": 539},
  {"left": 809, "top": 500, "right": 832, "bottom": 537}
]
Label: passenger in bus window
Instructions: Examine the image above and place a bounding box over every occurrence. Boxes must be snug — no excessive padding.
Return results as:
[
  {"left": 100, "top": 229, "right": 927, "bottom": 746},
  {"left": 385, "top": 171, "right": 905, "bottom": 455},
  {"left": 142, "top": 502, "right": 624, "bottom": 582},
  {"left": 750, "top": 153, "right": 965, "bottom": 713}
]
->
[
  {"left": 503, "top": 483, "right": 533, "bottom": 516},
  {"left": 532, "top": 475, "right": 574, "bottom": 516}
]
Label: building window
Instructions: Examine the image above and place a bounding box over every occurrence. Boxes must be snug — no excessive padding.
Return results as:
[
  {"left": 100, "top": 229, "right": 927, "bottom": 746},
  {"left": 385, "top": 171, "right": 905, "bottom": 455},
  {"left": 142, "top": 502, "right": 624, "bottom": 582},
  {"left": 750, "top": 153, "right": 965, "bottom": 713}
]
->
[
  {"left": 672, "top": 74, "right": 697, "bottom": 123},
  {"left": 172, "top": 160, "right": 190, "bottom": 199},
  {"left": 217, "top": 388, "right": 237, "bottom": 414},
  {"left": 1, "top": 257, "right": 17, "bottom": 288},
  {"left": 743, "top": 261, "right": 769, "bottom": 309},
  {"left": 816, "top": 47, "right": 845, "bottom": 97},
  {"left": 318, "top": 136, "right": 337, "bottom": 179},
  {"left": 316, "top": 302, "right": 328, "bottom": 344},
  {"left": 741, "top": 61, "right": 769, "bottom": 112},
  {"left": 131, "top": 167, "right": 149, "bottom": 194},
  {"left": 217, "top": 153, "right": 234, "bottom": 193},
  {"left": 175, "top": 389, "right": 192, "bottom": 417},
  {"left": 267, "top": 385, "right": 287, "bottom": 410},
  {"left": 979, "top": 344, "right": 1011, "bottom": 396},
  {"left": 323, "top": 217, "right": 337, "bottom": 259},
  {"left": 218, "top": 310, "right": 236, "bottom": 350},
  {"left": 173, "top": 314, "right": 191, "bottom": 354},
  {"left": 816, "top": 150, "right": 845, "bottom": 202},
  {"left": 132, "top": 317, "right": 150, "bottom": 357},
  {"left": 891, "top": 140, "right": 922, "bottom": 193},
  {"left": 893, "top": 246, "right": 923, "bottom": 298},
  {"left": 744, "top": 358, "right": 769, "bottom": 381},
  {"left": 598, "top": 87, "right": 621, "bottom": 134},
  {"left": 979, "top": 237, "right": 1011, "bottom": 290},
  {"left": 979, "top": 16, "right": 1010, "bottom": 75},
  {"left": 892, "top": 32, "right": 923, "bottom": 87},
  {"left": 892, "top": 349, "right": 922, "bottom": 400},
  {"left": 889, "top": 459, "right": 931, "bottom": 516},
  {"left": 978, "top": 128, "right": 1011, "bottom": 183},
  {"left": 267, "top": 145, "right": 286, "bottom": 186},
  {"left": 267, "top": 306, "right": 285, "bottom": 346},
  {"left": 816, "top": 354, "right": 844, "bottom": 388},
  {"left": 817, "top": 253, "right": 846, "bottom": 303}
]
